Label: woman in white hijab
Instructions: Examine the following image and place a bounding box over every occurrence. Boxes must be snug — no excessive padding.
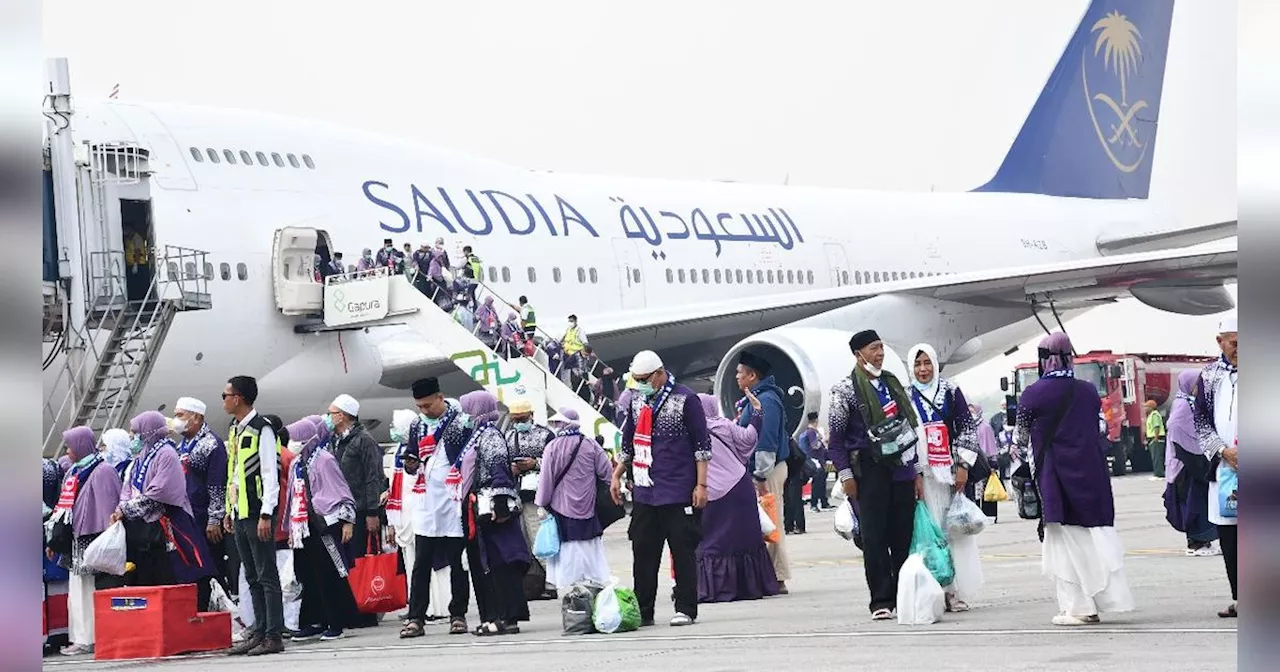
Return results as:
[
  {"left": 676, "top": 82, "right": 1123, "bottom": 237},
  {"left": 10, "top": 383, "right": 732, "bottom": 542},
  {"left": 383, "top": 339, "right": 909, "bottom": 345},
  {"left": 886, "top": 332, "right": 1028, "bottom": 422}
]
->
[
  {"left": 906, "top": 343, "right": 986, "bottom": 612},
  {"left": 99, "top": 428, "right": 133, "bottom": 479}
]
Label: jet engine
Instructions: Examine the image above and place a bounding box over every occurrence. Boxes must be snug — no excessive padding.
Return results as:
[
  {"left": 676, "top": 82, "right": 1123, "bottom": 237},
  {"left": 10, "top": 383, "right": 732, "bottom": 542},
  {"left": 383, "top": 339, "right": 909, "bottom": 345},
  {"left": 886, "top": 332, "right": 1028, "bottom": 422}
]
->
[{"left": 712, "top": 327, "right": 908, "bottom": 435}]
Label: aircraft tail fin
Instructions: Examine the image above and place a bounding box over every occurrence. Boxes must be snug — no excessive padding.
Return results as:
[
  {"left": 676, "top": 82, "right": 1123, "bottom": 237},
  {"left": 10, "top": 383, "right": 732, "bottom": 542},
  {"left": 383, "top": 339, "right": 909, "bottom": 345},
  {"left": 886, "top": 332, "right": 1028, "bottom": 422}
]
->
[{"left": 973, "top": 0, "right": 1175, "bottom": 199}]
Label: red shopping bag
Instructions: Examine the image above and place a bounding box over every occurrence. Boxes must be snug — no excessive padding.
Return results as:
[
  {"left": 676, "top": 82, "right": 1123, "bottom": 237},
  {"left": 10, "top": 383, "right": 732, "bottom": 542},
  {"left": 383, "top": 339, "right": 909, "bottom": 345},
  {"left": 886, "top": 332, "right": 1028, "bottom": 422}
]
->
[{"left": 347, "top": 535, "right": 407, "bottom": 615}]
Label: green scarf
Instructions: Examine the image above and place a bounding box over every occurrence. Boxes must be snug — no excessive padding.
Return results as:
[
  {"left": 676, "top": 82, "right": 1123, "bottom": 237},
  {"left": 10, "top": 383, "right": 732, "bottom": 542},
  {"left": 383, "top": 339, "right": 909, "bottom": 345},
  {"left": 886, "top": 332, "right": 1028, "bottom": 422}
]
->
[{"left": 853, "top": 364, "right": 918, "bottom": 429}]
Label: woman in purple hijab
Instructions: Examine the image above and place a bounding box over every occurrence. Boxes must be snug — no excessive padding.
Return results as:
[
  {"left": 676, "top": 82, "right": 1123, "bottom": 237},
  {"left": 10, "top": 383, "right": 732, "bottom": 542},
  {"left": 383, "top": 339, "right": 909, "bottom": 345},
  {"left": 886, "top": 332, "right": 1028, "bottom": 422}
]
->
[
  {"left": 535, "top": 407, "right": 613, "bottom": 592},
  {"left": 281, "top": 416, "right": 360, "bottom": 641},
  {"left": 459, "top": 391, "right": 531, "bottom": 636},
  {"left": 52, "top": 426, "right": 123, "bottom": 656},
  {"left": 971, "top": 403, "right": 1001, "bottom": 521},
  {"left": 1015, "top": 333, "right": 1133, "bottom": 626},
  {"left": 1162, "top": 369, "right": 1219, "bottom": 555},
  {"left": 474, "top": 296, "right": 499, "bottom": 348},
  {"left": 114, "top": 410, "right": 215, "bottom": 587},
  {"left": 694, "top": 393, "right": 780, "bottom": 603}
]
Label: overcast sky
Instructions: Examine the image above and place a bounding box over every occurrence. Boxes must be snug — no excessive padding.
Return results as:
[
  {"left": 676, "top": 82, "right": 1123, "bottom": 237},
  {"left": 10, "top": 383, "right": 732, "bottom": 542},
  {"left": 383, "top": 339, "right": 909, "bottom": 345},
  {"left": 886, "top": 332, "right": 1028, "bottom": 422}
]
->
[{"left": 42, "top": 0, "right": 1237, "bottom": 406}]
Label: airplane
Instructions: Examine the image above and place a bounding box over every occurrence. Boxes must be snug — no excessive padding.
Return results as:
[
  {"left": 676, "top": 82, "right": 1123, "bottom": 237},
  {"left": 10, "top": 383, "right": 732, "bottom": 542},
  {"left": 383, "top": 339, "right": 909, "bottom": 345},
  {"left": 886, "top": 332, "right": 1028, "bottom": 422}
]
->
[{"left": 41, "top": 0, "right": 1236, "bottom": 446}]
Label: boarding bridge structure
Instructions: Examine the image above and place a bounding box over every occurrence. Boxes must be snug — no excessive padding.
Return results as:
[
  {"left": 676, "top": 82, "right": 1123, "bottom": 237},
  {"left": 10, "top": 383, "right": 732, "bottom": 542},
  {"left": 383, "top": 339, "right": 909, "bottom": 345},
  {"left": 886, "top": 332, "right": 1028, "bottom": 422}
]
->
[{"left": 272, "top": 227, "right": 622, "bottom": 449}]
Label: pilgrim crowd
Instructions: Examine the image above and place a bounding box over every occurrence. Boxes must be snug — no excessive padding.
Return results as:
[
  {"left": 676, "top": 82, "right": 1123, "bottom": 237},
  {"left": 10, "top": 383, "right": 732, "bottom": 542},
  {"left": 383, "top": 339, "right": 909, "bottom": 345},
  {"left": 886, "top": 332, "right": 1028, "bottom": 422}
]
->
[{"left": 41, "top": 313, "right": 1240, "bottom": 657}]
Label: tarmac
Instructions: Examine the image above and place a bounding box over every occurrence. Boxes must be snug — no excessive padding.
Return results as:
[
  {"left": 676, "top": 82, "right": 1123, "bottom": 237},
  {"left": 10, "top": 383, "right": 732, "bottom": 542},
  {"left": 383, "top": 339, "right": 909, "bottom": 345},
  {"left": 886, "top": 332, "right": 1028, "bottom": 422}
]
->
[{"left": 46, "top": 475, "right": 1238, "bottom": 671}]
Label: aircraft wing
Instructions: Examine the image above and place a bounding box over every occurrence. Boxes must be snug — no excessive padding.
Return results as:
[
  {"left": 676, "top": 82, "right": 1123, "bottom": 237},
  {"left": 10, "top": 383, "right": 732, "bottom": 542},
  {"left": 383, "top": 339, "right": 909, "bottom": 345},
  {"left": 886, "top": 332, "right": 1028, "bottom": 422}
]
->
[{"left": 581, "top": 241, "right": 1237, "bottom": 359}]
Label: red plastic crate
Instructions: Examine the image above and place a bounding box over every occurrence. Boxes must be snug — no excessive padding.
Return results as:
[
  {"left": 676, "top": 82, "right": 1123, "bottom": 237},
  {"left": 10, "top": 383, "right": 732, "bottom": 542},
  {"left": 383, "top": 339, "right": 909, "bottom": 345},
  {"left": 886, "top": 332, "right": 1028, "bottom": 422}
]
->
[{"left": 94, "top": 584, "right": 230, "bottom": 660}]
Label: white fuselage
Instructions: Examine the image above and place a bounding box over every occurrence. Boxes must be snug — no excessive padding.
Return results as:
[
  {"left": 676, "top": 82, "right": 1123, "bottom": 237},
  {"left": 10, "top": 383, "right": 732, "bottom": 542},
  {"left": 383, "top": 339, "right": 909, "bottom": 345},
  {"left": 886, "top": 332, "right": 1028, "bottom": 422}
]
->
[{"left": 45, "top": 100, "right": 1157, "bottom": 432}]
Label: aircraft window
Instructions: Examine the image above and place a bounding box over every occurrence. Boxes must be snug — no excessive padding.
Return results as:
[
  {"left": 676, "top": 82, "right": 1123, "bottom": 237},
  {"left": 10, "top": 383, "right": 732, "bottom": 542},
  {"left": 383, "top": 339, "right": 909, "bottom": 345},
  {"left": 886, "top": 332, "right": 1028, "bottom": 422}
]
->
[
  {"left": 553, "top": 267, "right": 562, "bottom": 283},
  {"left": 841, "top": 270, "right": 849, "bottom": 285},
  {"left": 236, "top": 262, "right": 248, "bottom": 281},
  {"left": 527, "top": 266, "right": 537, "bottom": 282},
  {"left": 288, "top": 154, "right": 301, "bottom": 169},
  {"left": 632, "top": 268, "right": 641, "bottom": 284},
  {"left": 184, "top": 262, "right": 197, "bottom": 278},
  {"left": 589, "top": 268, "right": 599, "bottom": 283},
  {"left": 874, "top": 271, "right": 881, "bottom": 282},
  {"left": 714, "top": 269, "right": 723, "bottom": 284},
  {"left": 678, "top": 269, "right": 686, "bottom": 283},
  {"left": 807, "top": 270, "right": 814, "bottom": 285},
  {"left": 701, "top": 269, "right": 709, "bottom": 284},
  {"left": 577, "top": 267, "right": 586, "bottom": 283},
  {"left": 666, "top": 268, "right": 674, "bottom": 283},
  {"left": 745, "top": 270, "right": 754, "bottom": 284},
  {"left": 220, "top": 262, "right": 230, "bottom": 281},
  {"left": 488, "top": 266, "right": 498, "bottom": 283},
  {"left": 206, "top": 148, "right": 220, "bottom": 164},
  {"left": 689, "top": 269, "right": 698, "bottom": 284},
  {"left": 204, "top": 262, "right": 213, "bottom": 280},
  {"left": 223, "top": 149, "right": 237, "bottom": 165},
  {"left": 255, "top": 151, "right": 269, "bottom": 166},
  {"left": 756, "top": 269, "right": 764, "bottom": 283},
  {"left": 894, "top": 271, "right": 901, "bottom": 281},
  {"left": 501, "top": 266, "right": 511, "bottom": 283},
  {"left": 736, "top": 269, "right": 744, "bottom": 283},
  {"left": 786, "top": 270, "right": 794, "bottom": 284},
  {"left": 303, "top": 154, "right": 316, "bottom": 169},
  {"left": 271, "top": 152, "right": 285, "bottom": 167},
  {"left": 239, "top": 150, "right": 253, "bottom": 165},
  {"left": 189, "top": 147, "right": 204, "bottom": 162},
  {"left": 766, "top": 270, "right": 774, "bottom": 283}
]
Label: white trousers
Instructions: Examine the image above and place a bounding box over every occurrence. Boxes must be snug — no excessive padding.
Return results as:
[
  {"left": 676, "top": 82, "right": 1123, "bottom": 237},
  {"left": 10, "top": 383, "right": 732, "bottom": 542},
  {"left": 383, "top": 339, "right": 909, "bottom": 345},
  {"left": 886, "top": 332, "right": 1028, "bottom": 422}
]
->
[{"left": 67, "top": 573, "right": 95, "bottom": 646}]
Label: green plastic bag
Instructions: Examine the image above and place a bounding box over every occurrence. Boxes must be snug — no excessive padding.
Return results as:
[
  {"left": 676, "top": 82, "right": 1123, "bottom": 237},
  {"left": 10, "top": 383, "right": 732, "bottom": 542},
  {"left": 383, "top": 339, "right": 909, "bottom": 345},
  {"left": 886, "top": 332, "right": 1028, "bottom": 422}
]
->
[
  {"left": 909, "top": 501, "right": 955, "bottom": 587},
  {"left": 615, "top": 588, "right": 641, "bottom": 633}
]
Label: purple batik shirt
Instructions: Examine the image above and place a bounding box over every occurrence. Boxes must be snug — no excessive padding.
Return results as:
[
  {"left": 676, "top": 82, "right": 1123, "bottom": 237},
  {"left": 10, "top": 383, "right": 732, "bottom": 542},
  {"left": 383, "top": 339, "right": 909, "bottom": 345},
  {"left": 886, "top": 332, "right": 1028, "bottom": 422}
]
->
[{"left": 620, "top": 384, "right": 712, "bottom": 507}]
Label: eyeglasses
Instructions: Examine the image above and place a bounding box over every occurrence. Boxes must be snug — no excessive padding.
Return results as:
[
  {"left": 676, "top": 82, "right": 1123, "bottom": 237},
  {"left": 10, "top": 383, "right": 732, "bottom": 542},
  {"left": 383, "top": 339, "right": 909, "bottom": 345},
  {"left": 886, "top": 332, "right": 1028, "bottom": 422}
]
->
[{"left": 221, "top": 392, "right": 240, "bottom": 400}]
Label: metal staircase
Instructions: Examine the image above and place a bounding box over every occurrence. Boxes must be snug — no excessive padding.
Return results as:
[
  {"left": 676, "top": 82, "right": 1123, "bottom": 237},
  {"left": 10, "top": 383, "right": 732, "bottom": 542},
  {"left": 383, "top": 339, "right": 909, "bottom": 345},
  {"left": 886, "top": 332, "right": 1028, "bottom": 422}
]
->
[
  {"left": 310, "top": 267, "right": 623, "bottom": 452},
  {"left": 43, "top": 246, "right": 212, "bottom": 455}
]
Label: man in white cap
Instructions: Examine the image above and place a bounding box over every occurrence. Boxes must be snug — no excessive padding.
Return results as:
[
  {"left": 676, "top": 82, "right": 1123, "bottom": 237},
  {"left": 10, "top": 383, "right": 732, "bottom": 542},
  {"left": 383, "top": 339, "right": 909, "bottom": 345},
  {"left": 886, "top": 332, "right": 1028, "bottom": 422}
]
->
[
  {"left": 326, "top": 394, "right": 386, "bottom": 576},
  {"left": 504, "top": 396, "right": 558, "bottom": 600},
  {"left": 610, "top": 350, "right": 711, "bottom": 627},
  {"left": 1193, "top": 312, "right": 1239, "bottom": 618},
  {"left": 173, "top": 396, "right": 230, "bottom": 611}
]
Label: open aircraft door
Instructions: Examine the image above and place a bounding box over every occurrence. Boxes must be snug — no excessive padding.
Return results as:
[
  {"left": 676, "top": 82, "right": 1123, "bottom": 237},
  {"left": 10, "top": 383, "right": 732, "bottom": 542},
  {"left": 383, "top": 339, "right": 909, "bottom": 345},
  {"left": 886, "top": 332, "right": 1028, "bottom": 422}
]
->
[
  {"left": 824, "top": 243, "right": 851, "bottom": 286},
  {"left": 273, "top": 226, "right": 323, "bottom": 315}
]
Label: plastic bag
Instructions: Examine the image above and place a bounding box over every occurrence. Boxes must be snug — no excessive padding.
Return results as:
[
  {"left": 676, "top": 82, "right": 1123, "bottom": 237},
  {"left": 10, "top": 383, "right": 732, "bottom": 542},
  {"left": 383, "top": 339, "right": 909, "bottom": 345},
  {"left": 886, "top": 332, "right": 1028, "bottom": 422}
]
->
[
  {"left": 592, "top": 578, "right": 624, "bottom": 633},
  {"left": 758, "top": 502, "right": 777, "bottom": 539},
  {"left": 561, "top": 581, "right": 604, "bottom": 635},
  {"left": 896, "top": 553, "right": 945, "bottom": 625},
  {"left": 758, "top": 493, "right": 781, "bottom": 544},
  {"left": 834, "top": 499, "right": 863, "bottom": 550},
  {"left": 82, "top": 521, "right": 127, "bottom": 576},
  {"left": 533, "top": 516, "right": 561, "bottom": 559},
  {"left": 983, "top": 473, "right": 1009, "bottom": 502},
  {"left": 1218, "top": 466, "right": 1238, "bottom": 519},
  {"left": 614, "top": 588, "right": 641, "bottom": 633},
  {"left": 909, "top": 501, "right": 955, "bottom": 587},
  {"left": 946, "top": 493, "right": 987, "bottom": 536}
]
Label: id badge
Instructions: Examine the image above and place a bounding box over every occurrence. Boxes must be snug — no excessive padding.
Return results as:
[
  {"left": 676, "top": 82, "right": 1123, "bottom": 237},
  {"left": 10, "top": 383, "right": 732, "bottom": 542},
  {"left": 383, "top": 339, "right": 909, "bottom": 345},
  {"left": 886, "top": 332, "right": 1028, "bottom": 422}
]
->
[
  {"left": 924, "top": 421, "right": 951, "bottom": 466},
  {"left": 880, "top": 440, "right": 900, "bottom": 456},
  {"left": 477, "top": 494, "right": 494, "bottom": 517}
]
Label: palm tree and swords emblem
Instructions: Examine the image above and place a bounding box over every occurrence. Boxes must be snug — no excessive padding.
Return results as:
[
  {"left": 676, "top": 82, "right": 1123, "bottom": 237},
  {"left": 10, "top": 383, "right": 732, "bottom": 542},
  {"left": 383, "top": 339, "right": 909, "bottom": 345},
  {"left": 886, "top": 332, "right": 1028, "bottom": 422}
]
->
[{"left": 1083, "top": 10, "right": 1148, "bottom": 173}]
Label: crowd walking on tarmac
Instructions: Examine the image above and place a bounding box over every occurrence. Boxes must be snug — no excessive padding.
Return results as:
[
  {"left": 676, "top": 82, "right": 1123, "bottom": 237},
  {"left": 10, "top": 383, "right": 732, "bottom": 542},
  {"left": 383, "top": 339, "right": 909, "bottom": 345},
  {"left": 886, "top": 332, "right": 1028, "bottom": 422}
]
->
[{"left": 42, "top": 245, "right": 1242, "bottom": 656}]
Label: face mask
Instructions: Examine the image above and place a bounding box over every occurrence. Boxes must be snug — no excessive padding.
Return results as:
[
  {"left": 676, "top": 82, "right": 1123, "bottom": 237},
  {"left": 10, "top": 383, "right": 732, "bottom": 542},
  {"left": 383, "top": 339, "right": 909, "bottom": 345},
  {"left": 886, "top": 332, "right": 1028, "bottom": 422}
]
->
[
  {"left": 384, "top": 245, "right": 393, "bottom": 251},
  {"left": 461, "top": 415, "right": 474, "bottom": 429},
  {"left": 287, "top": 440, "right": 304, "bottom": 454},
  {"left": 130, "top": 436, "right": 144, "bottom": 455},
  {"left": 861, "top": 361, "right": 882, "bottom": 377},
  {"left": 513, "top": 421, "right": 533, "bottom": 433},
  {"left": 322, "top": 414, "right": 335, "bottom": 431},
  {"left": 390, "top": 428, "right": 406, "bottom": 443},
  {"left": 166, "top": 416, "right": 188, "bottom": 433},
  {"left": 636, "top": 382, "right": 656, "bottom": 397},
  {"left": 422, "top": 413, "right": 441, "bottom": 430}
]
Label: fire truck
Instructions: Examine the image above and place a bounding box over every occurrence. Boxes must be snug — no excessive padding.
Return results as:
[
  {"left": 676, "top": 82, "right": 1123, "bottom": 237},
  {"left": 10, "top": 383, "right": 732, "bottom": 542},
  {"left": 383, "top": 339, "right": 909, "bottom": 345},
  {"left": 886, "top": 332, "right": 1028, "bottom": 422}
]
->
[{"left": 1001, "top": 350, "right": 1215, "bottom": 475}]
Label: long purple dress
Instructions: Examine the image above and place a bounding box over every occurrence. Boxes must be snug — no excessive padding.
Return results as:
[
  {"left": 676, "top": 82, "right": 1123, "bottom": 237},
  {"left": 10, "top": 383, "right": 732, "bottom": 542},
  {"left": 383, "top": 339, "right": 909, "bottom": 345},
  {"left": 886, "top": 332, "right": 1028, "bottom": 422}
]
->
[
  {"left": 1015, "top": 376, "right": 1113, "bottom": 527},
  {"left": 695, "top": 395, "right": 779, "bottom": 603}
]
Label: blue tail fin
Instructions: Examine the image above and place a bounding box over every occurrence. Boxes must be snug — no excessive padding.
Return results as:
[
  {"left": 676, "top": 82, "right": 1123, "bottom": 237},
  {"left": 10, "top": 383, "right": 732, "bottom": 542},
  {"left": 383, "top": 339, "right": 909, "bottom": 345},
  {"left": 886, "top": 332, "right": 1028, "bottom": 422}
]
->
[{"left": 973, "top": 0, "right": 1175, "bottom": 199}]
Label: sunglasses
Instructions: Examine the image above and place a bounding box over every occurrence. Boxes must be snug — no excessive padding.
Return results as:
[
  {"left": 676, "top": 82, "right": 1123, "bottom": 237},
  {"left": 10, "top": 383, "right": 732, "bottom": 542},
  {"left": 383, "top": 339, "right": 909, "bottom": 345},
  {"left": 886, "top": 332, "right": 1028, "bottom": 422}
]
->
[{"left": 221, "top": 392, "right": 241, "bottom": 400}]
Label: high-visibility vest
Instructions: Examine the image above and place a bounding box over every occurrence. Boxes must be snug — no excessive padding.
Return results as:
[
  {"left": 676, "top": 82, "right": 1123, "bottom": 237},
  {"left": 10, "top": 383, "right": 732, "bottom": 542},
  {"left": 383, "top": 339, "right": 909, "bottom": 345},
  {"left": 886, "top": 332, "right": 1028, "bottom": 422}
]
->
[
  {"left": 521, "top": 305, "right": 536, "bottom": 329},
  {"left": 467, "top": 254, "right": 483, "bottom": 279},
  {"left": 562, "top": 326, "right": 585, "bottom": 355},
  {"left": 225, "top": 414, "right": 280, "bottom": 520}
]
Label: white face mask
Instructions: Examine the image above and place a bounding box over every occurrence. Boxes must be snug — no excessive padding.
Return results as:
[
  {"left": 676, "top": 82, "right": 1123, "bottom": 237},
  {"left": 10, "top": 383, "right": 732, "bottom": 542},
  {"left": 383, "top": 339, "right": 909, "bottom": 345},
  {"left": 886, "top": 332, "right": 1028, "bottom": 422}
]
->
[
  {"left": 287, "top": 440, "right": 304, "bottom": 454},
  {"left": 861, "top": 361, "right": 882, "bottom": 377}
]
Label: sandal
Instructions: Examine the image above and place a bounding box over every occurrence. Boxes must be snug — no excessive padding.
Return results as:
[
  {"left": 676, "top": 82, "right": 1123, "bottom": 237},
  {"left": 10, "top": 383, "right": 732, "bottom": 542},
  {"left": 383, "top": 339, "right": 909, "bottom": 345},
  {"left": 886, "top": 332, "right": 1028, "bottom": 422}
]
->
[
  {"left": 1218, "top": 603, "right": 1237, "bottom": 618},
  {"left": 473, "top": 621, "right": 519, "bottom": 637},
  {"left": 947, "top": 597, "right": 970, "bottom": 613},
  {"left": 399, "top": 622, "right": 424, "bottom": 639},
  {"left": 449, "top": 617, "right": 469, "bottom": 634},
  {"left": 871, "top": 608, "right": 893, "bottom": 621}
]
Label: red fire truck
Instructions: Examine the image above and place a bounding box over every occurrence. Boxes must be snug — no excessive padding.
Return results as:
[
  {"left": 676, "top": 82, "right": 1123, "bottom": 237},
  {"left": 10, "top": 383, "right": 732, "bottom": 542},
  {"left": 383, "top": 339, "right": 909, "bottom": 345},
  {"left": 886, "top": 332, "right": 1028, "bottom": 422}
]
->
[{"left": 1002, "top": 350, "right": 1215, "bottom": 475}]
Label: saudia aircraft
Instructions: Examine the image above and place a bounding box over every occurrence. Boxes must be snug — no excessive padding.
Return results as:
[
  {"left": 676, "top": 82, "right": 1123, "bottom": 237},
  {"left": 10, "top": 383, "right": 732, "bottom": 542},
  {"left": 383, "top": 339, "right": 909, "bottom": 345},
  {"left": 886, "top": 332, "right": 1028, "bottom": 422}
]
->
[{"left": 43, "top": 0, "right": 1236, "bottom": 439}]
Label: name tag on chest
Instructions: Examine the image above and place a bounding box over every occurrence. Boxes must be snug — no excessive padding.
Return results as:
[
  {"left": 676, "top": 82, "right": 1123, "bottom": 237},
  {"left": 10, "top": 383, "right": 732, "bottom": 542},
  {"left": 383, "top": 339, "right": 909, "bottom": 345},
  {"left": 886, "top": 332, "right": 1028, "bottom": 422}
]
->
[{"left": 924, "top": 422, "right": 952, "bottom": 466}]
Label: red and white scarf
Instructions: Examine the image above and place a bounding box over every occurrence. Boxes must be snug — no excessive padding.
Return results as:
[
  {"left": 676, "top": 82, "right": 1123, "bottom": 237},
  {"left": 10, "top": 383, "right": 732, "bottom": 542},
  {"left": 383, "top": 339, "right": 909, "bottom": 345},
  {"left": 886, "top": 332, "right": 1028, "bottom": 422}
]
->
[
  {"left": 387, "top": 431, "right": 435, "bottom": 526},
  {"left": 287, "top": 460, "right": 311, "bottom": 549},
  {"left": 633, "top": 405, "right": 655, "bottom": 487}
]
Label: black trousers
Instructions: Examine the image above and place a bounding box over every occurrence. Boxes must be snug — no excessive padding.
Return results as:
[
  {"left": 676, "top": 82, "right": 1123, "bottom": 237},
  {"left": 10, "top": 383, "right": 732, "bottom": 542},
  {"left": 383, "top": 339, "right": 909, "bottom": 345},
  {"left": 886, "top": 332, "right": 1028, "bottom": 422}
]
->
[
  {"left": 981, "top": 499, "right": 999, "bottom": 521},
  {"left": 784, "top": 470, "right": 807, "bottom": 532},
  {"left": 465, "top": 532, "right": 529, "bottom": 625},
  {"left": 407, "top": 536, "right": 469, "bottom": 623},
  {"left": 123, "top": 519, "right": 174, "bottom": 587},
  {"left": 810, "top": 470, "right": 830, "bottom": 509},
  {"left": 234, "top": 517, "right": 284, "bottom": 638},
  {"left": 1219, "top": 524, "right": 1238, "bottom": 601},
  {"left": 857, "top": 463, "right": 916, "bottom": 613},
  {"left": 295, "top": 526, "right": 358, "bottom": 630},
  {"left": 630, "top": 502, "right": 702, "bottom": 621}
]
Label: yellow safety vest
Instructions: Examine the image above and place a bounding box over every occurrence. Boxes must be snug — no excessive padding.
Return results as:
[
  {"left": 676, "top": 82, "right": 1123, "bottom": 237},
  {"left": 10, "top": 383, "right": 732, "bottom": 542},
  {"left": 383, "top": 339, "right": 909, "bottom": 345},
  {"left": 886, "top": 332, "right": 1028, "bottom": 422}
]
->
[
  {"left": 562, "top": 326, "right": 585, "bottom": 355},
  {"left": 226, "top": 414, "right": 277, "bottom": 520}
]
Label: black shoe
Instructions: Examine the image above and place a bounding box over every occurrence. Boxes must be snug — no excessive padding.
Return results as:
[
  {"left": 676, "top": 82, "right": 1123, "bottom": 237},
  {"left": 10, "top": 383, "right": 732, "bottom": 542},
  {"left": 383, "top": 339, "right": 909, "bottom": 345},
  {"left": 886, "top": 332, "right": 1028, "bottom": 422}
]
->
[
  {"left": 228, "top": 634, "right": 262, "bottom": 656},
  {"left": 640, "top": 618, "right": 655, "bottom": 627},
  {"left": 247, "top": 636, "right": 284, "bottom": 656}
]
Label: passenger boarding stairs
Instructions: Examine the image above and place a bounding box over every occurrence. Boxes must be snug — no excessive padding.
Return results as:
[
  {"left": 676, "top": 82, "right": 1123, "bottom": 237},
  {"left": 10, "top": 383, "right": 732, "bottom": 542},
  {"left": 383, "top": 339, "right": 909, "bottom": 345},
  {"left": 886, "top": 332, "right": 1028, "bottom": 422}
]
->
[
  {"left": 292, "top": 264, "right": 622, "bottom": 451},
  {"left": 43, "top": 247, "right": 212, "bottom": 456}
]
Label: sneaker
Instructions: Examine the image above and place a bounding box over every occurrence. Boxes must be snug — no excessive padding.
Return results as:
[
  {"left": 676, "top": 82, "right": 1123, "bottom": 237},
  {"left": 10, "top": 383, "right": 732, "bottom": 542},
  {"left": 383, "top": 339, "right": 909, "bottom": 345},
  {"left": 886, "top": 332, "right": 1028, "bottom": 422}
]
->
[
  {"left": 247, "top": 636, "right": 285, "bottom": 656},
  {"left": 1193, "top": 544, "right": 1222, "bottom": 557},
  {"left": 291, "top": 625, "right": 325, "bottom": 642},
  {"left": 1052, "top": 614, "right": 1091, "bottom": 626},
  {"left": 669, "top": 613, "right": 695, "bottom": 627},
  {"left": 228, "top": 634, "right": 262, "bottom": 656},
  {"left": 320, "top": 628, "right": 345, "bottom": 641},
  {"left": 59, "top": 643, "right": 93, "bottom": 656}
]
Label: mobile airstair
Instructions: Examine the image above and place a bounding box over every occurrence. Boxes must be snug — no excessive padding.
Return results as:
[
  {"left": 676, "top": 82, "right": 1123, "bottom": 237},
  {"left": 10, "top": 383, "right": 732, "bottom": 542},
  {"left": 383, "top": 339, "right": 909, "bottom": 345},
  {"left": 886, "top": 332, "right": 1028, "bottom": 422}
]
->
[{"left": 271, "top": 226, "right": 621, "bottom": 449}]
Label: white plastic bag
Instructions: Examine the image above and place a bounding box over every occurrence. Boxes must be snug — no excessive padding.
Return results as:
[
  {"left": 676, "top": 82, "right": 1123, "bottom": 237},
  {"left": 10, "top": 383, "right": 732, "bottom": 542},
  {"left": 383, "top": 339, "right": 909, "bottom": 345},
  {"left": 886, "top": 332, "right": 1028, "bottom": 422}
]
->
[
  {"left": 834, "top": 500, "right": 860, "bottom": 541},
  {"left": 82, "top": 521, "right": 127, "bottom": 576},
  {"left": 758, "top": 503, "right": 776, "bottom": 537},
  {"left": 896, "top": 553, "right": 945, "bottom": 625},
  {"left": 592, "top": 578, "right": 623, "bottom": 634},
  {"left": 946, "top": 493, "right": 987, "bottom": 536}
]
